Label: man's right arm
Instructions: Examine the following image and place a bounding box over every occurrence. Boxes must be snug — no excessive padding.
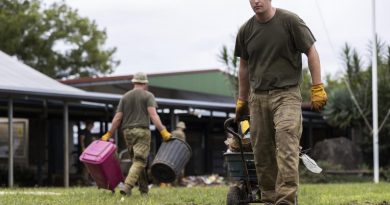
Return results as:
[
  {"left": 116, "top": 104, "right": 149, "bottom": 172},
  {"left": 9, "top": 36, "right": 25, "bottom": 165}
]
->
[
  {"left": 101, "top": 112, "right": 123, "bottom": 141},
  {"left": 80, "top": 134, "right": 85, "bottom": 150},
  {"left": 108, "top": 112, "right": 123, "bottom": 134},
  {"left": 235, "top": 58, "right": 251, "bottom": 121},
  {"left": 238, "top": 58, "right": 250, "bottom": 101}
]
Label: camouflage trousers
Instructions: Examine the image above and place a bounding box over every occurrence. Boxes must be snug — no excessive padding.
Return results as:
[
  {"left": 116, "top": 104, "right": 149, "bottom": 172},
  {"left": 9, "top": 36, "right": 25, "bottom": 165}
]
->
[
  {"left": 123, "top": 127, "right": 151, "bottom": 193},
  {"left": 249, "top": 86, "right": 302, "bottom": 205}
]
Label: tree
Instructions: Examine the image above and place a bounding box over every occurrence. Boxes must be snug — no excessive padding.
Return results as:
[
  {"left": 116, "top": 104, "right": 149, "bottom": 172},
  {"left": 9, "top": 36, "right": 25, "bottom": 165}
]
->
[
  {"left": 323, "top": 38, "right": 390, "bottom": 167},
  {"left": 218, "top": 45, "right": 239, "bottom": 98},
  {"left": 324, "top": 43, "right": 372, "bottom": 128},
  {"left": 0, "top": 0, "right": 120, "bottom": 78}
]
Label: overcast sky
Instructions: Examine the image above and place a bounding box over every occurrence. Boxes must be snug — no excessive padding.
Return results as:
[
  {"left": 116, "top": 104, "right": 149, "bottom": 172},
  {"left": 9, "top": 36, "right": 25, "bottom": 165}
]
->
[{"left": 46, "top": 0, "right": 390, "bottom": 79}]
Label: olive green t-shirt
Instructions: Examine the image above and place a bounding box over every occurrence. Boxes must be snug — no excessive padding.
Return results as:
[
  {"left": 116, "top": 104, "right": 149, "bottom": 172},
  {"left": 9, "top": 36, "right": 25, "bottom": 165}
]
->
[
  {"left": 116, "top": 89, "right": 157, "bottom": 129},
  {"left": 234, "top": 8, "right": 316, "bottom": 91}
]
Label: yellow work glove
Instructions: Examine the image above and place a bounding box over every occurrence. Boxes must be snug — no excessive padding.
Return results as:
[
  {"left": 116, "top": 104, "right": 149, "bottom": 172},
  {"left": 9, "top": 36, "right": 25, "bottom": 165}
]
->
[
  {"left": 311, "top": 83, "right": 328, "bottom": 111},
  {"left": 235, "top": 98, "right": 249, "bottom": 121},
  {"left": 160, "top": 128, "right": 171, "bottom": 141},
  {"left": 101, "top": 131, "right": 112, "bottom": 141}
]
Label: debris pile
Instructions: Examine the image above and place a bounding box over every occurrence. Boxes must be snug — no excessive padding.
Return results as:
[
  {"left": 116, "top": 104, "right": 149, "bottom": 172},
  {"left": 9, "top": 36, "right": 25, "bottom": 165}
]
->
[
  {"left": 224, "top": 133, "right": 252, "bottom": 152},
  {"left": 181, "top": 174, "right": 225, "bottom": 187}
]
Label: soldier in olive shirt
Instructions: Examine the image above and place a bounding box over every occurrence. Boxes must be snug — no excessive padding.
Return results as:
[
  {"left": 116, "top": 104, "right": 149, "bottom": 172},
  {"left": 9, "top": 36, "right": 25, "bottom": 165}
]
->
[
  {"left": 171, "top": 121, "right": 187, "bottom": 186},
  {"left": 101, "top": 72, "right": 171, "bottom": 196},
  {"left": 171, "top": 121, "right": 186, "bottom": 141},
  {"left": 234, "top": 0, "right": 327, "bottom": 204}
]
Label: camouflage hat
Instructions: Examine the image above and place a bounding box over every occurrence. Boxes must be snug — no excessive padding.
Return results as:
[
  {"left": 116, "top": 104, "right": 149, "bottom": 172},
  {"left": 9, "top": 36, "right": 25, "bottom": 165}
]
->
[
  {"left": 131, "top": 72, "right": 149, "bottom": 84},
  {"left": 176, "top": 121, "right": 186, "bottom": 129}
]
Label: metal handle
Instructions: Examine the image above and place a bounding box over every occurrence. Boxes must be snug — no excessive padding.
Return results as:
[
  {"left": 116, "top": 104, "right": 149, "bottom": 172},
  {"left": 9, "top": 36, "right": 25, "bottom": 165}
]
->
[
  {"left": 224, "top": 118, "right": 240, "bottom": 139},
  {"left": 224, "top": 116, "right": 253, "bottom": 200},
  {"left": 224, "top": 116, "right": 250, "bottom": 140}
]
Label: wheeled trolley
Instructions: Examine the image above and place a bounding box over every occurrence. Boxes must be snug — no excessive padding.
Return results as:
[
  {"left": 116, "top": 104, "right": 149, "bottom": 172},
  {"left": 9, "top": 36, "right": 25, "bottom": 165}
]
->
[
  {"left": 224, "top": 118, "right": 262, "bottom": 205},
  {"left": 224, "top": 117, "right": 299, "bottom": 205}
]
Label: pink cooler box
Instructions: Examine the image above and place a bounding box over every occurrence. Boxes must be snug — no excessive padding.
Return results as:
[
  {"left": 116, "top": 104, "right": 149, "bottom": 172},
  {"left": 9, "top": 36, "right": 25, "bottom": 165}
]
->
[{"left": 79, "top": 140, "right": 123, "bottom": 191}]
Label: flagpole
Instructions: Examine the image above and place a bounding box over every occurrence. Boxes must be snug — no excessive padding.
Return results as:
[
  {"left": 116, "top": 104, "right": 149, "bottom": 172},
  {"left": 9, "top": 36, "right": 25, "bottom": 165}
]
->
[{"left": 371, "top": 0, "right": 379, "bottom": 184}]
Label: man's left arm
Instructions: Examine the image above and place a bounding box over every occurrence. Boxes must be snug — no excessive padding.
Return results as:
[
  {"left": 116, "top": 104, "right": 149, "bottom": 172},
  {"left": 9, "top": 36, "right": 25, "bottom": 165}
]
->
[
  {"left": 305, "top": 44, "right": 328, "bottom": 111},
  {"left": 306, "top": 44, "right": 322, "bottom": 85},
  {"left": 148, "top": 106, "right": 171, "bottom": 141}
]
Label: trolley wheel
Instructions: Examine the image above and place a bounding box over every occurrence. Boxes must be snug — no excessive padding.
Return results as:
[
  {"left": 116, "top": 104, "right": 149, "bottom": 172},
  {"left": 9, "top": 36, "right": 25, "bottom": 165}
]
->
[{"left": 226, "top": 186, "right": 245, "bottom": 205}]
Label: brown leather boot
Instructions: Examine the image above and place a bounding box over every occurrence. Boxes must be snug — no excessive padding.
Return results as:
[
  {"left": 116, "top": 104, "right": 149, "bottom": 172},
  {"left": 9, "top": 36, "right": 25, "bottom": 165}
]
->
[{"left": 119, "top": 183, "right": 133, "bottom": 196}]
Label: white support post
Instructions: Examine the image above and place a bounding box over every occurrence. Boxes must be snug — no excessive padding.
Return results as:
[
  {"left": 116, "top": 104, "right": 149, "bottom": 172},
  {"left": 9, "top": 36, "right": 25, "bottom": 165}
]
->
[
  {"left": 64, "top": 102, "right": 69, "bottom": 187},
  {"left": 8, "top": 98, "right": 14, "bottom": 188}
]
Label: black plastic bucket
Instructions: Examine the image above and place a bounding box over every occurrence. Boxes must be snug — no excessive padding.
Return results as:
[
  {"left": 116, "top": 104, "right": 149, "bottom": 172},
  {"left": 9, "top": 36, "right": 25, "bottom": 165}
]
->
[{"left": 151, "top": 138, "right": 192, "bottom": 182}]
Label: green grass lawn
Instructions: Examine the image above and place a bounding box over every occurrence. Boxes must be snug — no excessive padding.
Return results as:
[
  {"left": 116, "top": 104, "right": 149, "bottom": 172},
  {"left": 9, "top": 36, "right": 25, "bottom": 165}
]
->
[{"left": 0, "top": 183, "right": 389, "bottom": 205}]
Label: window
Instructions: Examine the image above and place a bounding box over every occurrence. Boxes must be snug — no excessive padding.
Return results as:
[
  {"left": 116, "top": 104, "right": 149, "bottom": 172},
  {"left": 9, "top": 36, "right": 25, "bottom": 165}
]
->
[{"left": 0, "top": 118, "right": 29, "bottom": 159}]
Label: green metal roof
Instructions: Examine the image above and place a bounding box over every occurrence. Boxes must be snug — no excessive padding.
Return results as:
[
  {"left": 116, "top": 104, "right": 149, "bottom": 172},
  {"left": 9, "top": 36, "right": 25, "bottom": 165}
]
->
[{"left": 148, "top": 70, "right": 235, "bottom": 97}]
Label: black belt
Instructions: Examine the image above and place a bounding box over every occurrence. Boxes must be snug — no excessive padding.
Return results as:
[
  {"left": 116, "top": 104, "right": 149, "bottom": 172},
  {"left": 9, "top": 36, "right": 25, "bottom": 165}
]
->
[
  {"left": 254, "top": 84, "right": 298, "bottom": 93},
  {"left": 123, "top": 126, "right": 149, "bottom": 130}
]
